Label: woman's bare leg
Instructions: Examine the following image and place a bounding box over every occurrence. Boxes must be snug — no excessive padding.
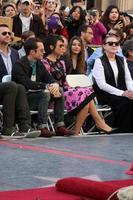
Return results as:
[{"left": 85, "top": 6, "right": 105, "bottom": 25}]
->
[
  {"left": 74, "top": 104, "right": 90, "bottom": 135},
  {"left": 89, "top": 100, "right": 112, "bottom": 131}
]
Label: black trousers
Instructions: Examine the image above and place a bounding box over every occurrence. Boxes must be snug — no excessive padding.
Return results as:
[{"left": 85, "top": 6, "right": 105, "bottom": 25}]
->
[
  {"left": 97, "top": 92, "right": 133, "bottom": 133},
  {"left": 0, "top": 82, "right": 31, "bottom": 131}
]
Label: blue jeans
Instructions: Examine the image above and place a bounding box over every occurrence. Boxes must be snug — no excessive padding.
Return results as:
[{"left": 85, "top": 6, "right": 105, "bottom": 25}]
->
[{"left": 27, "top": 89, "right": 65, "bottom": 129}]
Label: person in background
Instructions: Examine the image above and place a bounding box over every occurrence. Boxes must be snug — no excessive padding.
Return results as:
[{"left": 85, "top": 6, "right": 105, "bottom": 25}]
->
[
  {"left": 2, "top": 3, "right": 17, "bottom": 17},
  {"left": 13, "top": 0, "right": 45, "bottom": 40},
  {"left": 124, "top": 22, "right": 133, "bottom": 40},
  {"left": 67, "top": 5, "right": 86, "bottom": 40},
  {"left": 59, "top": 4, "right": 70, "bottom": 25},
  {"left": 16, "top": 0, "right": 21, "bottom": 13},
  {"left": 123, "top": 13, "right": 132, "bottom": 27},
  {"left": 122, "top": 39, "right": 133, "bottom": 79},
  {"left": 42, "top": 34, "right": 112, "bottom": 135},
  {"left": 100, "top": 5, "right": 123, "bottom": 32},
  {"left": 42, "top": 0, "right": 57, "bottom": 26},
  {"left": 93, "top": 34, "right": 133, "bottom": 133},
  {"left": 78, "top": 24, "right": 94, "bottom": 62},
  {"left": 32, "top": 0, "right": 43, "bottom": 17},
  {"left": 71, "top": 0, "right": 86, "bottom": 10},
  {"left": 88, "top": 10, "right": 107, "bottom": 45},
  {"left": 18, "top": 30, "right": 35, "bottom": 58},
  {"left": 47, "top": 12, "right": 68, "bottom": 39}
]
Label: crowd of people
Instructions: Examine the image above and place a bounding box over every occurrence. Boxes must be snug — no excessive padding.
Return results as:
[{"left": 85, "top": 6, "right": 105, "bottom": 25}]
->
[{"left": 0, "top": 0, "right": 133, "bottom": 138}]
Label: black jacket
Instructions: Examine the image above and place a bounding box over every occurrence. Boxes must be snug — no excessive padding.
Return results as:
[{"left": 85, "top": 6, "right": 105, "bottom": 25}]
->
[
  {"left": 0, "top": 48, "right": 19, "bottom": 82},
  {"left": 12, "top": 56, "right": 56, "bottom": 91},
  {"left": 13, "top": 14, "right": 45, "bottom": 40}
]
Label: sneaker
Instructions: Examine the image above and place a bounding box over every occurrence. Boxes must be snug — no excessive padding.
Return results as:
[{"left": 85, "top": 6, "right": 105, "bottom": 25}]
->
[
  {"left": 55, "top": 126, "right": 75, "bottom": 136},
  {"left": 21, "top": 128, "right": 41, "bottom": 138},
  {"left": 2, "top": 131, "right": 26, "bottom": 139},
  {"left": 19, "top": 124, "right": 41, "bottom": 138},
  {"left": 40, "top": 127, "right": 54, "bottom": 137}
]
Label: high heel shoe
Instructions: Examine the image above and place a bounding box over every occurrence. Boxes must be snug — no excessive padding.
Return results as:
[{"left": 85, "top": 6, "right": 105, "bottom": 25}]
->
[{"left": 96, "top": 127, "right": 118, "bottom": 134}]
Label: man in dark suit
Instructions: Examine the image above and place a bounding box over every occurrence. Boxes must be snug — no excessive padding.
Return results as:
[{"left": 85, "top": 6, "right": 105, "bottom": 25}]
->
[
  {"left": 12, "top": 37, "right": 75, "bottom": 137},
  {"left": 0, "top": 24, "right": 41, "bottom": 138},
  {"left": 13, "top": 0, "right": 45, "bottom": 40}
]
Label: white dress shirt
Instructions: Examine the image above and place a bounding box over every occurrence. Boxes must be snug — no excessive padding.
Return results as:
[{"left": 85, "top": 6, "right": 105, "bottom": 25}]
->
[
  {"left": 0, "top": 48, "right": 12, "bottom": 75},
  {"left": 93, "top": 57, "right": 133, "bottom": 96}
]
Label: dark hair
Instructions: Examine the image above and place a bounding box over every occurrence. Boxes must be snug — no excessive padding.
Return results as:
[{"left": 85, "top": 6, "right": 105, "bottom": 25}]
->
[
  {"left": 78, "top": 24, "right": 92, "bottom": 36},
  {"left": 24, "top": 37, "right": 43, "bottom": 55},
  {"left": 2, "top": 3, "right": 16, "bottom": 16},
  {"left": 108, "top": 27, "right": 124, "bottom": 43},
  {"left": 68, "top": 36, "right": 85, "bottom": 74},
  {"left": 44, "top": 34, "right": 64, "bottom": 55},
  {"left": 71, "top": 0, "right": 85, "bottom": 6},
  {"left": 21, "top": 31, "right": 35, "bottom": 41},
  {"left": 0, "top": 24, "right": 9, "bottom": 28},
  {"left": 122, "top": 39, "right": 133, "bottom": 57},
  {"left": 101, "top": 5, "right": 120, "bottom": 29},
  {"left": 102, "top": 34, "right": 120, "bottom": 45},
  {"left": 69, "top": 6, "right": 86, "bottom": 25}
]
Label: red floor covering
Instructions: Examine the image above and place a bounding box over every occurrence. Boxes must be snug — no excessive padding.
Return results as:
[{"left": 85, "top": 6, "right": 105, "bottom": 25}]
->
[
  {"left": 0, "top": 179, "right": 133, "bottom": 200},
  {"left": 0, "top": 187, "right": 87, "bottom": 200}
]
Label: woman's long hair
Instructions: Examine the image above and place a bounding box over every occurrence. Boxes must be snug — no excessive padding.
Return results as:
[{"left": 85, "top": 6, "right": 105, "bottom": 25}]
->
[
  {"left": 68, "top": 36, "right": 85, "bottom": 74},
  {"left": 101, "top": 5, "right": 120, "bottom": 30}
]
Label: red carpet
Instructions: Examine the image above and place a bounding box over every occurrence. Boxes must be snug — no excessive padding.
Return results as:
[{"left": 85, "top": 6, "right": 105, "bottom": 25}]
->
[
  {"left": 1, "top": 178, "right": 133, "bottom": 200},
  {"left": 56, "top": 177, "right": 133, "bottom": 200},
  {"left": 0, "top": 186, "right": 85, "bottom": 200}
]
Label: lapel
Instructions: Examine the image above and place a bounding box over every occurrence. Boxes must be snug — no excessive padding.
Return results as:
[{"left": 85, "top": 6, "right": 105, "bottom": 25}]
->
[{"left": 0, "top": 54, "right": 8, "bottom": 75}]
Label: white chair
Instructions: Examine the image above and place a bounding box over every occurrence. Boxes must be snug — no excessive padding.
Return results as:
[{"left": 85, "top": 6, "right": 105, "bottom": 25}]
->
[{"left": 2, "top": 75, "right": 11, "bottom": 83}]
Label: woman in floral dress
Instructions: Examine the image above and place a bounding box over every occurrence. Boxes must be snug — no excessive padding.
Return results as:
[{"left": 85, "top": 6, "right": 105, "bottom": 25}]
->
[{"left": 42, "top": 34, "right": 112, "bottom": 134}]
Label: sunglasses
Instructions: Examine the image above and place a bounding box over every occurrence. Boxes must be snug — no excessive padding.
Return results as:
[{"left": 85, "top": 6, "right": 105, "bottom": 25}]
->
[
  {"left": 105, "top": 41, "right": 120, "bottom": 46},
  {"left": 1, "top": 32, "right": 12, "bottom": 36}
]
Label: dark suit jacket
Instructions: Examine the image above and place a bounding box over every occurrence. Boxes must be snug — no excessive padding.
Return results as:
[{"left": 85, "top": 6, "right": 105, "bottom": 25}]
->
[
  {"left": 0, "top": 48, "right": 19, "bottom": 82},
  {"left": 12, "top": 56, "right": 56, "bottom": 91},
  {"left": 13, "top": 14, "right": 45, "bottom": 40}
]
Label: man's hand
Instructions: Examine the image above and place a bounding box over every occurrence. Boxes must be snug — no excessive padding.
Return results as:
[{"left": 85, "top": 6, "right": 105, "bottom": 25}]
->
[{"left": 48, "top": 83, "right": 61, "bottom": 97}]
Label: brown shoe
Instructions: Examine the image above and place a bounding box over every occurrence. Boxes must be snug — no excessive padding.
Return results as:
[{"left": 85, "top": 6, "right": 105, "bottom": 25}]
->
[
  {"left": 40, "top": 128, "right": 54, "bottom": 137},
  {"left": 55, "top": 126, "right": 75, "bottom": 136}
]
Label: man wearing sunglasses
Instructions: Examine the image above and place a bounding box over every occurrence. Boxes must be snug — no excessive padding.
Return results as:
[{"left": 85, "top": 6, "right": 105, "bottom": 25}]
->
[{"left": 0, "top": 24, "right": 41, "bottom": 138}]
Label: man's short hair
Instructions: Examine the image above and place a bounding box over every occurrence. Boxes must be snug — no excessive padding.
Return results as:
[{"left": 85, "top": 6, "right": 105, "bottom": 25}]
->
[
  {"left": 78, "top": 24, "right": 92, "bottom": 36},
  {"left": 24, "top": 37, "right": 43, "bottom": 55},
  {"left": 0, "top": 24, "right": 9, "bottom": 29}
]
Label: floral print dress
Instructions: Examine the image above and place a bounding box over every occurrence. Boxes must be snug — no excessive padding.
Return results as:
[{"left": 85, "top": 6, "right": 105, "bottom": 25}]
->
[{"left": 42, "top": 58, "right": 95, "bottom": 115}]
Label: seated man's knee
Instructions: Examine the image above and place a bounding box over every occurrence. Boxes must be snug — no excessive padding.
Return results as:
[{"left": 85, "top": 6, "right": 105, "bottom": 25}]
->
[
  {"left": 3, "top": 81, "right": 17, "bottom": 93},
  {"left": 16, "top": 84, "right": 26, "bottom": 93}
]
